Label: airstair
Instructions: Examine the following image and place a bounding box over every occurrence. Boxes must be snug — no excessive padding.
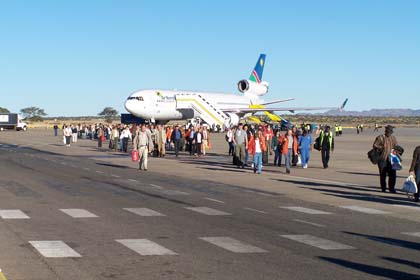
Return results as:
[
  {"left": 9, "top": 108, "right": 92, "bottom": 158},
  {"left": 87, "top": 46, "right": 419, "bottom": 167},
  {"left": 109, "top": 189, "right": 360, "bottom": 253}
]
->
[{"left": 176, "top": 93, "right": 230, "bottom": 128}]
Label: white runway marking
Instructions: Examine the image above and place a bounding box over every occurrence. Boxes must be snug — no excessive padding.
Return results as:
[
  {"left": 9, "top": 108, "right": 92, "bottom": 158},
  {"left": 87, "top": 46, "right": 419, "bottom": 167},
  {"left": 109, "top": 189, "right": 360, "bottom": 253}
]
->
[
  {"left": 123, "top": 208, "right": 165, "bottom": 217},
  {"left": 185, "top": 207, "right": 231, "bottom": 216},
  {"left": 70, "top": 164, "right": 77, "bottom": 168},
  {"left": 60, "top": 162, "right": 67, "bottom": 165},
  {"left": 243, "top": 207, "right": 268, "bottom": 214},
  {"left": 204, "top": 198, "right": 225, "bottom": 204},
  {"left": 0, "top": 210, "right": 30, "bottom": 219},
  {"left": 83, "top": 167, "right": 90, "bottom": 171},
  {"left": 150, "top": 184, "right": 164, "bottom": 189},
  {"left": 96, "top": 170, "right": 104, "bottom": 174},
  {"left": 128, "top": 179, "right": 138, "bottom": 183},
  {"left": 281, "top": 206, "right": 332, "bottom": 215},
  {"left": 340, "top": 205, "right": 389, "bottom": 214},
  {"left": 60, "top": 209, "right": 98, "bottom": 218},
  {"left": 199, "top": 237, "right": 267, "bottom": 253},
  {"left": 402, "top": 232, "right": 420, "bottom": 238},
  {"left": 391, "top": 204, "right": 420, "bottom": 211},
  {"left": 160, "top": 190, "right": 190, "bottom": 196},
  {"left": 29, "top": 241, "right": 82, "bottom": 258},
  {"left": 111, "top": 174, "right": 120, "bottom": 178},
  {"left": 280, "top": 235, "right": 355, "bottom": 250},
  {"left": 116, "top": 239, "right": 177, "bottom": 256},
  {"left": 293, "top": 219, "right": 325, "bottom": 228}
]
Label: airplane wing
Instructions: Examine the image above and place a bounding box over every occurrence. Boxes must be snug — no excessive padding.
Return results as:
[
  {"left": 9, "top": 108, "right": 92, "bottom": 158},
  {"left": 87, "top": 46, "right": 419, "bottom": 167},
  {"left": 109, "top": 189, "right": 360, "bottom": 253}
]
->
[{"left": 222, "top": 98, "right": 348, "bottom": 114}]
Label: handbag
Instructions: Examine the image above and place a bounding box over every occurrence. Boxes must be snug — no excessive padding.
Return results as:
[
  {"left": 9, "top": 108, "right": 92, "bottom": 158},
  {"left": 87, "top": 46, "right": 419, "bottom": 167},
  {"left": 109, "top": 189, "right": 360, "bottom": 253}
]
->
[
  {"left": 401, "top": 175, "right": 418, "bottom": 194},
  {"left": 367, "top": 148, "right": 381, "bottom": 165},
  {"left": 313, "top": 137, "right": 321, "bottom": 151},
  {"left": 131, "top": 150, "right": 139, "bottom": 162}
]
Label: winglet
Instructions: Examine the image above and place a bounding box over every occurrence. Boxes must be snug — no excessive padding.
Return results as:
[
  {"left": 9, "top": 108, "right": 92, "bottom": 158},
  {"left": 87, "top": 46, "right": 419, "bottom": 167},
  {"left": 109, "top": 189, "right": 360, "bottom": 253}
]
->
[{"left": 339, "top": 98, "right": 349, "bottom": 111}]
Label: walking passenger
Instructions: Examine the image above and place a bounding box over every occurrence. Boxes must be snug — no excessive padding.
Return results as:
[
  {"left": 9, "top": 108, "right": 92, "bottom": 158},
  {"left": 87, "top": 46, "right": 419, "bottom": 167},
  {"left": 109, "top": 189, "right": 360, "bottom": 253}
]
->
[
  {"left": 226, "top": 128, "right": 234, "bottom": 156},
  {"left": 171, "top": 125, "right": 182, "bottom": 157},
  {"left": 373, "top": 125, "right": 398, "bottom": 193},
  {"left": 318, "top": 126, "right": 334, "bottom": 169},
  {"left": 53, "top": 124, "right": 59, "bottom": 137},
  {"left": 133, "top": 125, "right": 154, "bottom": 171},
  {"left": 120, "top": 126, "right": 132, "bottom": 153},
  {"left": 248, "top": 133, "right": 266, "bottom": 174},
  {"left": 233, "top": 123, "right": 248, "bottom": 169},
  {"left": 194, "top": 127, "right": 203, "bottom": 157},
  {"left": 272, "top": 131, "right": 282, "bottom": 166},
  {"left": 63, "top": 125, "right": 72, "bottom": 147},
  {"left": 298, "top": 129, "right": 312, "bottom": 169},
  {"left": 280, "top": 129, "right": 298, "bottom": 174},
  {"left": 156, "top": 125, "right": 166, "bottom": 157},
  {"left": 409, "top": 145, "right": 420, "bottom": 202},
  {"left": 111, "top": 126, "right": 120, "bottom": 152}
]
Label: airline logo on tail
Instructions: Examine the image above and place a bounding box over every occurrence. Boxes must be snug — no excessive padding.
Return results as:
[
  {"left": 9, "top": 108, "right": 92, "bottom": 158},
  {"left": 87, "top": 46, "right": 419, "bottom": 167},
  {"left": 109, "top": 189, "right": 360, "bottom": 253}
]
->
[{"left": 249, "top": 54, "right": 266, "bottom": 83}]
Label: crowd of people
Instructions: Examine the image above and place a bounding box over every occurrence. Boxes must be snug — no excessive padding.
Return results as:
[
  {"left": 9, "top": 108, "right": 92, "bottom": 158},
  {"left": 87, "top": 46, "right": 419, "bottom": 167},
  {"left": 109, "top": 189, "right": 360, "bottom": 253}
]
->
[
  {"left": 225, "top": 123, "right": 334, "bottom": 174},
  {"left": 56, "top": 121, "right": 419, "bottom": 202}
]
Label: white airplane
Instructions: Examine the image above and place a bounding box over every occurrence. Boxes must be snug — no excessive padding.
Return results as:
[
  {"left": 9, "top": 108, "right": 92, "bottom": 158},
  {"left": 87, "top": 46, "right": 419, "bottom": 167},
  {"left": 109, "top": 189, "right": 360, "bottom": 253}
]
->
[{"left": 124, "top": 54, "right": 347, "bottom": 127}]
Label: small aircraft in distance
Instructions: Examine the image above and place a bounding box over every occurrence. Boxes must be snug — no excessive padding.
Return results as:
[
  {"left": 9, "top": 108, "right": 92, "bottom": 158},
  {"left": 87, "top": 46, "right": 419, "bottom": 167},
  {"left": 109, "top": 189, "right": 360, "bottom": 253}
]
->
[{"left": 124, "top": 54, "right": 348, "bottom": 127}]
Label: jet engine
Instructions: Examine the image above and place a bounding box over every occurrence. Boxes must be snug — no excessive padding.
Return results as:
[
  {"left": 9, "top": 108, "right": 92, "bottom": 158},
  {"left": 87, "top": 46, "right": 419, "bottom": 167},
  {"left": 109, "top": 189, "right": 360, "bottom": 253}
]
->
[
  {"left": 237, "top": 80, "right": 269, "bottom": 96},
  {"left": 227, "top": 113, "right": 240, "bottom": 126}
]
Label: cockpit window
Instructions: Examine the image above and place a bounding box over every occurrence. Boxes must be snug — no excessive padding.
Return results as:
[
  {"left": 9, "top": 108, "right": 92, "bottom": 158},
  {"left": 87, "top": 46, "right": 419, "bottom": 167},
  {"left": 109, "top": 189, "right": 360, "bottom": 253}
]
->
[{"left": 127, "top": 96, "right": 144, "bottom": 101}]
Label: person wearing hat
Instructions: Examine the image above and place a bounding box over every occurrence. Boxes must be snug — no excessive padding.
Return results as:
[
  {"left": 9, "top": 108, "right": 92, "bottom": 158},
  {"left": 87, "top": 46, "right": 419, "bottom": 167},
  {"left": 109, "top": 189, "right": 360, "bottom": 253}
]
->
[{"left": 373, "top": 125, "right": 399, "bottom": 193}]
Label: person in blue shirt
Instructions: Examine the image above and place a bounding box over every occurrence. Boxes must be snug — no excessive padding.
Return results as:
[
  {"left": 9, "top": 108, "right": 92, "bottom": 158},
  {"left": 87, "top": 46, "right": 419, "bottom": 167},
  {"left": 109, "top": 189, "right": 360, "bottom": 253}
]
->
[
  {"left": 171, "top": 125, "right": 182, "bottom": 157},
  {"left": 298, "top": 129, "right": 313, "bottom": 169}
]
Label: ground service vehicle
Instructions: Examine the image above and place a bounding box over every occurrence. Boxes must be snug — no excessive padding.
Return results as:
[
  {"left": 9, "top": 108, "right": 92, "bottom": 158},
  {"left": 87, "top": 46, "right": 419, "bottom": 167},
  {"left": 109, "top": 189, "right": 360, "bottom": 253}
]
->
[{"left": 0, "top": 113, "right": 27, "bottom": 131}]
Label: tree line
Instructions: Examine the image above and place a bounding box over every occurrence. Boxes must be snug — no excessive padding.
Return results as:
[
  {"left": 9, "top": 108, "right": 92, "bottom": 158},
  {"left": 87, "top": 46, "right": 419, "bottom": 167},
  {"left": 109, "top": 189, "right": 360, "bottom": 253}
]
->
[{"left": 0, "top": 106, "right": 119, "bottom": 122}]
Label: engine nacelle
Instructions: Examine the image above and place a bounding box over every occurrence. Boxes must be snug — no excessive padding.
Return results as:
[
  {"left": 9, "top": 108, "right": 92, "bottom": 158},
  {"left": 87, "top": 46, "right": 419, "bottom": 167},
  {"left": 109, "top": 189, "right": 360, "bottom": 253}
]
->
[
  {"left": 237, "top": 80, "right": 269, "bottom": 96},
  {"left": 226, "top": 113, "right": 240, "bottom": 127}
]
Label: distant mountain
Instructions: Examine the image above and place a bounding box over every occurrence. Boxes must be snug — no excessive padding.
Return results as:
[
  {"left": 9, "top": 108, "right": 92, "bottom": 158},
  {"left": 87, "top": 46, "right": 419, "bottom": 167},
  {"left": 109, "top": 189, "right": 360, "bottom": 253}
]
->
[{"left": 309, "top": 109, "right": 420, "bottom": 117}]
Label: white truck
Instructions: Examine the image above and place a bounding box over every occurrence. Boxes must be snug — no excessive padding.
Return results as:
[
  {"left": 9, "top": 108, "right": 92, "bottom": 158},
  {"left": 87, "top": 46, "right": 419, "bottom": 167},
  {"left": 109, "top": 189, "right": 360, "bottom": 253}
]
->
[{"left": 0, "top": 113, "right": 27, "bottom": 131}]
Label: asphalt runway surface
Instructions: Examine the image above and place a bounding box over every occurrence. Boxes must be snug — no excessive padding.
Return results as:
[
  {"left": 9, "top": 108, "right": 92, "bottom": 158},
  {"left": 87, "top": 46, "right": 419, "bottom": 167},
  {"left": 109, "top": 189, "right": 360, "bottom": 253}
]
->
[{"left": 0, "top": 128, "right": 420, "bottom": 279}]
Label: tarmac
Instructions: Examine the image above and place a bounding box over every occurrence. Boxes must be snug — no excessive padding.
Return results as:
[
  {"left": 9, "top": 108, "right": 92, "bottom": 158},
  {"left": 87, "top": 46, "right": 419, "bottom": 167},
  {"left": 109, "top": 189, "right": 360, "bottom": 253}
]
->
[{"left": 0, "top": 127, "right": 419, "bottom": 279}]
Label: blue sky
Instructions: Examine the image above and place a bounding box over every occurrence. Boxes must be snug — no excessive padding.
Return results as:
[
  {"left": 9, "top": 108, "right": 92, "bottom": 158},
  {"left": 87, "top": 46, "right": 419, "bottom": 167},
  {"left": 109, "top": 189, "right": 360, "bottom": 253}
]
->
[{"left": 1, "top": 0, "right": 419, "bottom": 117}]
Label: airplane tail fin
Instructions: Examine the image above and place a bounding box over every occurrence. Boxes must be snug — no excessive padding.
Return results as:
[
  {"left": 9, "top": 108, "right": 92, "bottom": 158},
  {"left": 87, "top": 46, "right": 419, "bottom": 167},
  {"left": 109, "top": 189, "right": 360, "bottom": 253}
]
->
[
  {"left": 339, "top": 98, "right": 349, "bottom": 111},
  {"left": 249, "top": 54, "right": 266, "bottom": 83}
]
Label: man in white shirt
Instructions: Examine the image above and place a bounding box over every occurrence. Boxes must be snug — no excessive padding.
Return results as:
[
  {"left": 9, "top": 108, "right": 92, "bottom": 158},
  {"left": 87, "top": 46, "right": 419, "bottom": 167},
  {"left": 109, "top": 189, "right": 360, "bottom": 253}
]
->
[{"left": 133, "top": 125, "right": 154, "bottom": 171}]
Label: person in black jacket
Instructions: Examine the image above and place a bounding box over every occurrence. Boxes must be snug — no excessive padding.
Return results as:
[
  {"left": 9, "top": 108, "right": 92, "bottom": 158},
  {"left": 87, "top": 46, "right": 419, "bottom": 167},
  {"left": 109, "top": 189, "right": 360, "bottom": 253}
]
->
[{"left": 409, "top": 146, "right": 420, "bottom": 202}]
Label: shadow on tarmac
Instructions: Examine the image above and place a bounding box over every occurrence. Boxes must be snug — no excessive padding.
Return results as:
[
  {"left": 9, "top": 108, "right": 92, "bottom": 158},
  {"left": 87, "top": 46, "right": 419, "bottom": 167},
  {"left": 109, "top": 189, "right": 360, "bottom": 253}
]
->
[{"left": 319, "top": 257, "right": 420, "bottom": 280}]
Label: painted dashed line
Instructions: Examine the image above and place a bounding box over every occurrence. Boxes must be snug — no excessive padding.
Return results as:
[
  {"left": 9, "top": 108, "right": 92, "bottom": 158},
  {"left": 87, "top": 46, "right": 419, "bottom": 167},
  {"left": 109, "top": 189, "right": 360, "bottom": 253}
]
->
[
  {"left": 111, "top": 174, "right": 120, "bottom": 178},
  {"left": 128, "top": 179, "right": 138, "bottom": 183},
  {"left": 150, "top": 184, "right": 164, "bottom": 190},
  {"left": 340, "top": 205, "right": 389, "bottom": 214},
  {"left": 0, "top": 210, "right": 30, "bottom": 219},
  {"left": 401, "top": 232, "right": 420, "bottom": 238},
  {"left": 199, "top": 237, "right": 268, "bottom": 253},
  {"left": 116, "top": 239, "right": 177, "bottom": 256},
  {"left": 29, "top": 241, "right": 82, "bottom": 258},
  {"left": 60, "top": 209, "right": 98, "bottom": 218},
  {"left": 185, "top": 207, "right": 231, "bottom": 216},
  {"left": 83, "top": 167, "right": 90, "bottom": 171},
  {"left": 124, "top": 208, "right": 166, "bottom": 217},
  {"left": 243, "top": 207, "right": 268, "bottom": 214},
  {"left": 204, "top": 198, "right": 225, "bottom": 204},
  {"left": 280, "top": 235, "right": 355, "bottom": 250},
  {"left": 281, "top": 206, "right": 332, "bottom": 215},
  {"left": 391, "top": 204, "right": 420, "bottom": 211},
  {"left": 160, "top": 190, "right": 190, "bottom": 196},
  {"left": 293, "top": 219, "right": 325, "bottom": 228}
]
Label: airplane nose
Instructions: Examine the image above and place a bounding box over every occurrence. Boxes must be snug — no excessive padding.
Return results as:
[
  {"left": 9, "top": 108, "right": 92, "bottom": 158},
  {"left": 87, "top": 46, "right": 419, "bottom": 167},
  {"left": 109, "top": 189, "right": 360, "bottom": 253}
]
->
[{"left": 124, "top": 100, "right": 134, "bottom": 113}]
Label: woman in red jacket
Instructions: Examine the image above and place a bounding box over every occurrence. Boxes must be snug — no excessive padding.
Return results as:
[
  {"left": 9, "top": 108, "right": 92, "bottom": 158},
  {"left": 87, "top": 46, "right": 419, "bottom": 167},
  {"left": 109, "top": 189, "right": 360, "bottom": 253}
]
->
[
  {"left": 248, "top": 133, "right": 267, "bottom": 174},
  {"left": 280, "top": 129, "right": 298, "bottom": 174}
]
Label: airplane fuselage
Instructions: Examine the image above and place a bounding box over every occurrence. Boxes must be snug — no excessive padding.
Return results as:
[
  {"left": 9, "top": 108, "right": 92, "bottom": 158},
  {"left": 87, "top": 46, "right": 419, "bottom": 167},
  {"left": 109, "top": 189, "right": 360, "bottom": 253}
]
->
[{"left": 125, "top": 89, "right": 261, "bottom": 121}]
